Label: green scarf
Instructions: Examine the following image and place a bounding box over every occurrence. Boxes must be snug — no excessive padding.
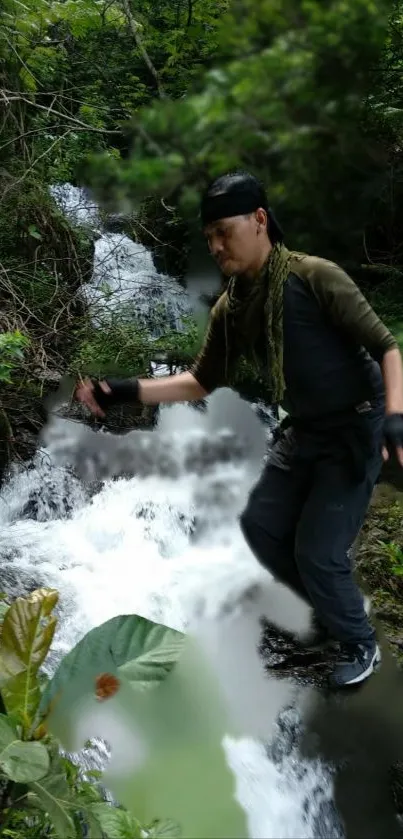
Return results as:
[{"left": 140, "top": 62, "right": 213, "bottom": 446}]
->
[{"left": 226, "top": 242, "right": 292, "bottom": 403}]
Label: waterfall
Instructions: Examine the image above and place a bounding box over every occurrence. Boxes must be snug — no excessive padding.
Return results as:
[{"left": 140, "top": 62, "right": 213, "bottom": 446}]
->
[
  {"left": 50, "top": 183, "right": 192, "bottom": 335},
  {"left": 0, "top": 398, "right": 339, "bottom": 838}
]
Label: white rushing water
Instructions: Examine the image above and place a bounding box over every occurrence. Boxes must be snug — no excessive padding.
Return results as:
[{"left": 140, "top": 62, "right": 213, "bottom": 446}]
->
[
  {"left": 50, "top": 183, "right": 191, "bottom": 334},
  {"left": 0, "top": 394, "right": 340, "bottom": 839}
]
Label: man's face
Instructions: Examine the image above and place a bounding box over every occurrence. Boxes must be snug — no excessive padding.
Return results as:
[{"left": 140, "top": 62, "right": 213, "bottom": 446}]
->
[{"left": 203, "top": 212, "right": 263, "bottom": 277}]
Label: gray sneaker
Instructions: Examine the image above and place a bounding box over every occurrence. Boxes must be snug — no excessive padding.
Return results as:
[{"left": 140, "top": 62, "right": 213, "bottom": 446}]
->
[
  {"left": 299, "top": 616, "right": 339, "bottom": 653},
  {"left": 303, "top": 596, "right": 371, "bottom": 654},
  {"left": 329, "top": 641, "right": 381, "bottom": 688}
]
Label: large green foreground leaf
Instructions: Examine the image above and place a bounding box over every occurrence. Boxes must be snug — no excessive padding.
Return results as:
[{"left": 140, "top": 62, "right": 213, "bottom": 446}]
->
[
  {"left": 0, "top": 588, "right": 58, "bottom": 730},
  {"left": 41, "top": 613, "right": 185, "bottom": 719},
  {"left": 98, "top": 645, "right": 247, "bottom": 839}
]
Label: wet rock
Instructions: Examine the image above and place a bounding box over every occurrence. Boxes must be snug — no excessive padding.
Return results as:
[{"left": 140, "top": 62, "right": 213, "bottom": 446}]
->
[
  {"left": 0, "top": 566, "right": 43, "bottom": 600},
  {"left": 136, "top": 503, "right": 194, "bottom": 557},
  {"left": 313, "top": 797, "right": 344, "bottom": 838},
  {"left": 55, "top": 397, "right": 158, "bottom": 435},
  {"left": 259, "top": 617, "right": 341, "bottom": 690},
  {"left": 258, "top": 616, "right": 403, "bottom": 837},
  {"left": 269, "top": 705, "right": 302, "bottom": 762},
  {"left": 136, "top": 505, "right": 157, "bottom": 521},
  {"left": 20, "top": 491, "right": 72, "bottom": 521},
  {"left": 183, "top": 431, "right": 246, "bottom": 474},
  {"left": 103, "top": 211, "right": 137, "bottom": 235},
  {"left": 11, "top": 459, "right": 88, "bottom": 523}
]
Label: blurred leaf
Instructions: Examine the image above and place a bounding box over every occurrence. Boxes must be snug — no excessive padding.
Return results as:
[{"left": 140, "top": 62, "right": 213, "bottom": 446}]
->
[
  {"left": 28, "top": 224, "right": 42, "bottom": 240},
  {"left": 147, "top": 818, "right": 182, "bottom": 837},
  {"left": 91, "top": 642, "right": 245, "bottom": 839},
  {"left": 0, "top": 739, "right": 49, "bottom": 783},
  {"left": 0, "top": 602, "right": 9, "bottom": 622},
  {"left": 41, "top": 614, "right": 185, "bottom": 717},
  {"left": 0, "top": 588, "right": 58, "bottom": 731},
  {"left": 0, "top": 712, "right": 17, "bottom": 750},
  {"left": 27, "top": 747, "right": 77, "bottom": 839},
  {"left": 19, "top": 66, "right": 37, "bottom": 92},
  {"left": 89, "top": 802, "right": 142, "bottom": 838}
]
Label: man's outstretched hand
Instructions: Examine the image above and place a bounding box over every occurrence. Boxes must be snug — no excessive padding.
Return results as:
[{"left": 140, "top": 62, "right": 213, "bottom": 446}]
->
[
  {"left": 382, "top": 413, "right": 403, "bottom": 467},
  {"left": 74, "top": 377, "right": 140, "bottom": 417},
  {"left": 75, "top": 378, "right": 112, "bottom": 418}
]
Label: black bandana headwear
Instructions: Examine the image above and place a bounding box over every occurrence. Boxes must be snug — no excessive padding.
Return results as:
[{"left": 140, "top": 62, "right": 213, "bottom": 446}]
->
[{"left": 200, "top": 171, "right": 284, "bottom": 244}]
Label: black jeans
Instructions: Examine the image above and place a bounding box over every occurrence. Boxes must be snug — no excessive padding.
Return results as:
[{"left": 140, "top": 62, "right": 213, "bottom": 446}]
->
[{"left": 240, "top": 401, "right": 384, "bottom": 645}]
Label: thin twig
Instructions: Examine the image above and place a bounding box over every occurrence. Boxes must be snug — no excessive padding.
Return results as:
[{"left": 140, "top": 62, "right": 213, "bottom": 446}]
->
[
  {"left": 4, "top": 32, "right": 41, "bottom": 88},
  {"left": 186, "top": 0, "right": 193, "bottom": 28},
  {"left": 1, "top": 90, "right": 120, "bottom": 134},
  {"left": 1, "top": 130, "right": 73, "bottom": 200},
  {"left": 120, "top": 0, "right": 166, "bottom": 99}
]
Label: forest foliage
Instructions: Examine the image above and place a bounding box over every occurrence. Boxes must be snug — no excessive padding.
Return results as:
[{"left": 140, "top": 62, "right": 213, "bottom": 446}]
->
[{"left": 1, "top": 0, "right": 403, "bottom": 447}]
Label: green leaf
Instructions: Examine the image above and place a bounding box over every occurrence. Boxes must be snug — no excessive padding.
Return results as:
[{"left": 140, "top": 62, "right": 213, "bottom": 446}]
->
[
  {"left": 75, "top": 779, "right": 103, "bottom": 804},
  {"left": 0, "top": 739, "right": 49, "bottom": 783},
  {"left": 0, "top": 601, "right": 9, "bottom": 622},
  {"left": 85, "top": 768, "right": 103, "bottom": 780},
  {"left": 0, "top": 713, "right": 17, "bottom": 749},
  {"left": 117, "top": 619, "right": 185, "bottom": 689},
  {"left": 27, "top": 753, "right": 77, "bottom": 839},
  {"left": 19, "top": 67, "right": 37, "bottom": 93},
  {"left": 0, "top": 365, "right": 12, "bottom": 383},
  {"left": 41, "top": 614, "right": 185, "bottom": 717},
  {"left": 87, "top": 643, "right": 245, "bottom": 839},
  {"left": 89, "top": 803, "right": 142, "bottom": 839},
  {"left": 147, "top": 819, "right": 182, "bottom": 837},
  {"left": 28, "top": 224, "right": 42, "bottom": 240},
  {"left": 0, "top": 588, "right": 58, "bottom": 730},
  {"left": 86, "top": 809, "right": 106, "bottom": 839}
]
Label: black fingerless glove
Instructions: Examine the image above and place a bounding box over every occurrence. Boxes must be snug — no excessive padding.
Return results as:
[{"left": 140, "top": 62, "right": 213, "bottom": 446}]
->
[
  {"left": 92, "top": 377, "right": 140, "bottom": 411},
  {"left": 383, "top": 413, "right": 403, "bottom": 453}
]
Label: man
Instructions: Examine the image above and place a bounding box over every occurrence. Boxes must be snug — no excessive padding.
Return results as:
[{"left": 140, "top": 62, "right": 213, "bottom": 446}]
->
[{"left": 76, "top": 171, "right": 403, "bottom": 688}]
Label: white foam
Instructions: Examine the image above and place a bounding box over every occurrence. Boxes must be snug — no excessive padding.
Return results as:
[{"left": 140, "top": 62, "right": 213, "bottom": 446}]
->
[
  {"left": 0, "top": 429, "right": 336, "bottom": 837},
  {"left": 50, "top": 184, "right": 191, "bottom": 334}
]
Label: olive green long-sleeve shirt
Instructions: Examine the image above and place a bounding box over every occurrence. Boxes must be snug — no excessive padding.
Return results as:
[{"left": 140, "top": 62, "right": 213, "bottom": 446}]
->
[{"left": 191, "top": 254, "right": 397, "bottom": 417}]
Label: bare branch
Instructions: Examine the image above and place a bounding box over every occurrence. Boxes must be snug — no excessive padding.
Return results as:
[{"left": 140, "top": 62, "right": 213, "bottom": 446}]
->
[
  {"left": 0, "top": 124, "right": 65, "bottom": 154},
  {"left": 3, "top": 32, "right": 41, "bottom": 88},
  {"left": 186, "top": 0, "right": 193, "bottom": 28},
  {"left": 1, "top": 90, "right": 120, "bottom": 134},
  {"left": 120, "top": 0, "right": 166, "bottom": 99},
  {"left": 2, "top": 130, "right": 73, "bottom": 200}
]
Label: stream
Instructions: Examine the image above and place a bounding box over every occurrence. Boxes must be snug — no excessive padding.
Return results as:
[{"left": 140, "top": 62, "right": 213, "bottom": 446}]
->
[
  {"left": 0, "top": 402, "right": 341, "bottom": 839},
  {"left": 1, "top": 185, "right": 403, "bottom": 838}
]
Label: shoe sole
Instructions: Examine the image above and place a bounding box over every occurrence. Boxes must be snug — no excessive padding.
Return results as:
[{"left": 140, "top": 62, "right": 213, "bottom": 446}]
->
[
  {"left": 337, "top": 645, "right": 382, "bottom": 687},
  {"left": 304, "top": 638, "right": 340, "bottom": 653},
  {"left": 304, "top": 596, "right": 370, "bottom": 655}
]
